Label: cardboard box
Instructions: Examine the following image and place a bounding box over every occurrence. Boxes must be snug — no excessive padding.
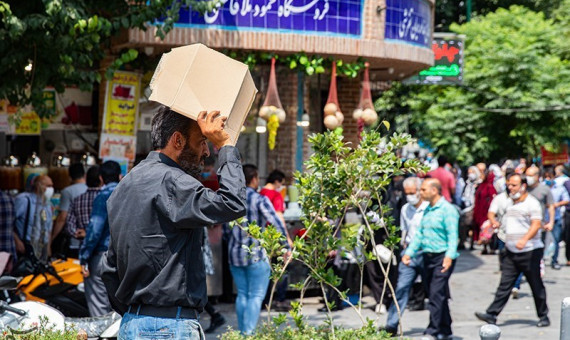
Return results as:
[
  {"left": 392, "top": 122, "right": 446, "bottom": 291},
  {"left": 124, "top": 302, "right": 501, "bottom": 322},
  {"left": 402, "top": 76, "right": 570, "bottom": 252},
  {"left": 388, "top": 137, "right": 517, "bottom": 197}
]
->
[{"left": 149, "top": 43, "right": 258, "bottom": 145}]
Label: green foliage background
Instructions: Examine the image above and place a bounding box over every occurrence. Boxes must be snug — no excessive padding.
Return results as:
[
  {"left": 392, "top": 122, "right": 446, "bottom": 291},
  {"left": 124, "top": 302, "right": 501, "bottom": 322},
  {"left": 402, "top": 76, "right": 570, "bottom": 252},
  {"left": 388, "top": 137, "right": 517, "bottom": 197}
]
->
[{"left": 376, "top": 4, "right": 570, "bottom": 165}]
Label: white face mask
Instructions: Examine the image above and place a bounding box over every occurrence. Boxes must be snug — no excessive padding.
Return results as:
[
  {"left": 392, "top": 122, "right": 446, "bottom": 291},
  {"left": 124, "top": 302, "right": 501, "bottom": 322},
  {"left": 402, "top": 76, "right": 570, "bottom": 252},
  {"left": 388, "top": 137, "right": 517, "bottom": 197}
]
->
[
  {"left": 526, "top": 176, "right": 536, "bottom": 186},
  {"left": 468, "top": 173, "right": 478, "bottom": 181},
  {"left": 406, "top": 194, "right": 420, "bottom": 205},
  {"left": 44, "top": 187, "right": 54, "bottom": 201},
  {"left": 509, "top": 186, "right": 526, "bottom": 200}
]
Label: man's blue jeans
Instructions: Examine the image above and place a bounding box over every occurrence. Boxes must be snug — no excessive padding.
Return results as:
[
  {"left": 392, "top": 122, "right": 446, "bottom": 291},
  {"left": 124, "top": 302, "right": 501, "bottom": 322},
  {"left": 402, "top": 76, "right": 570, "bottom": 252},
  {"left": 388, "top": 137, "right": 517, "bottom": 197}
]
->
[
  {"left": 119, "top": 311, "right": 204, "bottom": 340},
  {"left": 552, "top": 219, "right": 563, "bottom": 265},
  {"left": 230, "top": 260, "right": 271, "bottom": 335},
  {"left": 386, "top": 253, "right": 424, "bottom": 329}
]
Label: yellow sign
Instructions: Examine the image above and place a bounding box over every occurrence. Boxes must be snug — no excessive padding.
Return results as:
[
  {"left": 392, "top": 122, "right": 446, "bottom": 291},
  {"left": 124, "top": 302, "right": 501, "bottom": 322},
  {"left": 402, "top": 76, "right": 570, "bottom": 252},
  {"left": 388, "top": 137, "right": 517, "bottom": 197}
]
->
[
  {"left": 15, "top": 111, "right": 41, "bottom": 135},
  {"left": 103, "top": 71, "right": 141, "bottom": 136}
]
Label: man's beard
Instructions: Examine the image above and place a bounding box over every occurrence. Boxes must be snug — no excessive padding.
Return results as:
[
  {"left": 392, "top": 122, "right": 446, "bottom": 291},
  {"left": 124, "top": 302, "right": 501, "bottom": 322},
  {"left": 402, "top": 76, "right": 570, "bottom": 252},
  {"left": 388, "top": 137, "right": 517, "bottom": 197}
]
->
[{"left": 177, "top": 145, "right": 205, "bottom": 179}]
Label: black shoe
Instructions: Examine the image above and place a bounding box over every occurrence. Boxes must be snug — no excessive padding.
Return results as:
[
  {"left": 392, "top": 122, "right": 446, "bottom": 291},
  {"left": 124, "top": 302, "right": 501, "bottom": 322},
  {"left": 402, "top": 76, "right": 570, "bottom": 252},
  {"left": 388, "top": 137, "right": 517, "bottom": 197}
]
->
[
  {"left": 204, "top": 314, "right": 226, "bottom": 333},
  {"left": 475, "top": 312, "right": 497, "bottom": 324},
  {"left": 378, "top": 326, "right": 397, "bottom": 336},
  {"left": 437, "top": 334, "right": 453, "bottom": 340},
  {"left": 552, "top": 263, "right": 562, "bottom": 270},
  {"left": 537, "top": 316, "right": 550, "bottom": 327},
  {"left": 318, "top": 305, "right": 344, "bottom": 312}
]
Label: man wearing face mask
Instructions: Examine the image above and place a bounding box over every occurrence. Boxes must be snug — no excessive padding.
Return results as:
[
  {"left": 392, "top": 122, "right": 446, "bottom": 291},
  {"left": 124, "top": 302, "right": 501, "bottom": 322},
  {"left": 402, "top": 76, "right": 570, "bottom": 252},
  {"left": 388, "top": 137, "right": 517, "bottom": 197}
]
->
[
  {"left": 381, "top": 177, "right": 429, "bottom": 336},
  {"left": 476, "top": 173, "right": 550, "bottom": 328},
  {"left": 14, "top": 175, "right": 55, "bottom": 262},
  {"left": 402, "top": 178, "right": 459, "bottom": 340},
  {"left": 101, "top": 106, "right": 247, "bottom": 339}
]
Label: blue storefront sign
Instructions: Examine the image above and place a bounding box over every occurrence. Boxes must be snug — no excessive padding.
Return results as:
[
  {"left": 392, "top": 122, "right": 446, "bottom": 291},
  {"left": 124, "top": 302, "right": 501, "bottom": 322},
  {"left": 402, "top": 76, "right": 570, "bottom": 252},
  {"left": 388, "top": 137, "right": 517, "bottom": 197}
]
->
[
  {"left": 384, "top": 0, "right": 431, "bottom": 48},
  {"left": 167, "top": 0, "right": 363, "bottom": 37}
]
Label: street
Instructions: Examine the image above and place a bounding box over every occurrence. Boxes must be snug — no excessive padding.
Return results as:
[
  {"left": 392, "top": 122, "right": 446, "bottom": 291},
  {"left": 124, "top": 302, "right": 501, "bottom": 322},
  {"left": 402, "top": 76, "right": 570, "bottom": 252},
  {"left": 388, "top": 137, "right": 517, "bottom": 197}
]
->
[{"left": 202, "top": 245, "right": 569, "bottom": 339}]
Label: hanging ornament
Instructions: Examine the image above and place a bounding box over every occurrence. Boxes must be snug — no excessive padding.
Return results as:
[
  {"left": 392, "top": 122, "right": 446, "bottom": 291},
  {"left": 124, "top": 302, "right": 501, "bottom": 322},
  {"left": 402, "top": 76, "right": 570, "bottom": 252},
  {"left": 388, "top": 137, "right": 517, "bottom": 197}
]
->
[
  {"left": 323, "top": 62, "right": 342, "bottom": 130},
  {"left": 260, "top": 57, "right": 285, "bottom": 150},
  {"left": 354, "top": 62, "right": 378, "bottom": 129}
]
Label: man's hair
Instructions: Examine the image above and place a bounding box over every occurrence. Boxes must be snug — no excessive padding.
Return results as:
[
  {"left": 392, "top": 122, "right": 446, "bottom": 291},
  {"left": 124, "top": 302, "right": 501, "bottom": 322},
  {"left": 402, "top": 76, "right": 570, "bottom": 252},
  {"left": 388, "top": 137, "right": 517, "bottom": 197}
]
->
[
  {"left": 86, "top": 165, "right": 101, "bottom": 188},
  {"left": 507, "top": 173, "right": 527, "bottom": 185},
  {"left": 403, "top": 176, "right": 422, "bottom": 190},
  {"left": 99, "top": 161, "right": 121, "bottom": 185},
  {"left": 266, "top": 169, "right": 285, "bottom": 185},
  {"left": 437, "top": 156, "right": 448, "bottom": 168},
  {"left": 69, "top": 163, "right": 85, "bottom": 181},
  {"left": 426, "top": 178, "right": 442, "bottom": 195},
  {"left": 243, "top": 164, "right": 258, "bottom": 186},
  {"left": 151, "top": 105, "right": 195, "bottom": 150}
]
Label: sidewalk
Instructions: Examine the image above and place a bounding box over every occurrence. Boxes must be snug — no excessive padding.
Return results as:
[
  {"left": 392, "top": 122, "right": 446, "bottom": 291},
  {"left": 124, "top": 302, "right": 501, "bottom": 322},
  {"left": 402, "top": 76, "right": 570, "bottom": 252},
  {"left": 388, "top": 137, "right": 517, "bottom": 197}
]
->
[{"left": 201, "top": 246, "right": 568, "bottom": 339}]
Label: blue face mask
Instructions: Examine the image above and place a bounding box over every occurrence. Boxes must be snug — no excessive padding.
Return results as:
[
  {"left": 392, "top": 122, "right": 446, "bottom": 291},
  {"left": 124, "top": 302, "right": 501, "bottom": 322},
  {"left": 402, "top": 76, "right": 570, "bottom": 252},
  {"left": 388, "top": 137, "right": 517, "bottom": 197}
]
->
[
  {"left": 201, "top": 172, "right": 211, "bottom": 179},
  {"left": 545, "top": 179, "right": 553, "bottom": 187}
]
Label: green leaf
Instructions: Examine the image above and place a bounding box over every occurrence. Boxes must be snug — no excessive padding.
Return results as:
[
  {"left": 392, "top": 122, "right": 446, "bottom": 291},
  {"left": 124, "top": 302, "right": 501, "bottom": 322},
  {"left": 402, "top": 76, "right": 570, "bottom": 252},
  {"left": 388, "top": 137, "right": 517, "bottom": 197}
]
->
[{"left": 382, "top": 120, "right": 390, "bottom": 130}]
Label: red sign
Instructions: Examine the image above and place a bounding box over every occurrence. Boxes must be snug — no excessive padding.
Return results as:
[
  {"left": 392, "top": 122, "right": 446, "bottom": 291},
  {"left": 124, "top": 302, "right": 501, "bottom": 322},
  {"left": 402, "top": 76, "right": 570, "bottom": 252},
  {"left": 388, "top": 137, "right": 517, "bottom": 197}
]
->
[{"left": 541, "top": 145, "right": 569, "bottom": 165}]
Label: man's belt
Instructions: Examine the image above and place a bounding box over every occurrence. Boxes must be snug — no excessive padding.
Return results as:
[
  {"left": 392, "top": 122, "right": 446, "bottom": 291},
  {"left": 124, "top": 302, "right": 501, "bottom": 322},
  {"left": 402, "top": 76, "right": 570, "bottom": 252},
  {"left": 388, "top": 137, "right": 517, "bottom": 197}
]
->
[{"left": 128, "top": 304, "right": 199, "bottom": 319}]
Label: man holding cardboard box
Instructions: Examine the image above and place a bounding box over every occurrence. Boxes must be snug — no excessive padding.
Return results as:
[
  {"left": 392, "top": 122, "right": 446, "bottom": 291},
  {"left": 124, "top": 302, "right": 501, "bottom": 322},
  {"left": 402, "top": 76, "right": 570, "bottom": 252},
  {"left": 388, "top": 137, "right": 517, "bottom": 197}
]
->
[{"left": 101, "top": 107, "right": 247, "bottom": 339}]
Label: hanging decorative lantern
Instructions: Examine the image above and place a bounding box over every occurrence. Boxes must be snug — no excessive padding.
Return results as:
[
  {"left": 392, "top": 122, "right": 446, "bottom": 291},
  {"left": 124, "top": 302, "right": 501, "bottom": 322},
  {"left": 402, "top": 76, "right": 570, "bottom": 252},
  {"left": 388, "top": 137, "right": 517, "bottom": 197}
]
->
[
  {"left": 354, "top": 63, "right": 378, "bottom": 132},
  {"left": 323, "top": 62, "right": 343, "bottom": 130},
  {"left": 260, "top": 57, "right": 285, "bottom": 150}
]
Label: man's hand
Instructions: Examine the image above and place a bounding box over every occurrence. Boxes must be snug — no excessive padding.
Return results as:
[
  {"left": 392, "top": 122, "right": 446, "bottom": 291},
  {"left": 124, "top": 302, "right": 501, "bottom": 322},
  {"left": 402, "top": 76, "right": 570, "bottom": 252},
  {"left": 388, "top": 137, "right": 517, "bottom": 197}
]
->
[
  {"left": 401, "top": 254, "right": 411, "bottom": 266},
  {"left": 516, "top": 238, "right": 528, "bottom": 250},
  {"left": 491, "top": 220, "right": 501, "bottom": 229},
  {"left": 81, "top": 265, "right": 90, "bottom": 278},
  {"left": 543, "top": 222, "right": 554, "bottom": 231},
  {"left": 75, "top": 229, "right": 86, "bottom": 239},
  {"left": 441, "top": 256, "right": 453, "bottom": 273},
  {"left": 197, "top": 111, "right": 231, "bottom": 149}
]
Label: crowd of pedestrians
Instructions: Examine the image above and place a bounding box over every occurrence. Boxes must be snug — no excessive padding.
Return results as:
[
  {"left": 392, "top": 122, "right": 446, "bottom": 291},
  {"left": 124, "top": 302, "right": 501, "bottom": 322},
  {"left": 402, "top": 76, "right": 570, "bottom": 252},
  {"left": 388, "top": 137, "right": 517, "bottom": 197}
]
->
[{"left": 1, "top": 108, "right": 569, "bottom": 339}]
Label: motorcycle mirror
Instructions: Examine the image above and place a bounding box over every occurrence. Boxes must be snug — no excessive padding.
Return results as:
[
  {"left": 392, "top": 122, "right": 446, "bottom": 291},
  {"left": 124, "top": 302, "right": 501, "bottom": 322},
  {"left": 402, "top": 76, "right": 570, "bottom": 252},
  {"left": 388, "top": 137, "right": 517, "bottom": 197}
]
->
[{"left": 0, "top": 276, "right": 19, "bottom": 290}]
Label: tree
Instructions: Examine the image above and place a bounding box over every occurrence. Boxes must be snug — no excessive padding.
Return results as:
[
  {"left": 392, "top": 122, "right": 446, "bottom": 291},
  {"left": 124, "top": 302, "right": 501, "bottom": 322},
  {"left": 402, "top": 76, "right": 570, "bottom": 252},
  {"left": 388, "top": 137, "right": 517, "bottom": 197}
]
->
[
  {"left": 0, "top": 0, "right": 219, "bottom": 119},
  {"left": 376, "top": 5, "right": 570, "bottom": 165}
]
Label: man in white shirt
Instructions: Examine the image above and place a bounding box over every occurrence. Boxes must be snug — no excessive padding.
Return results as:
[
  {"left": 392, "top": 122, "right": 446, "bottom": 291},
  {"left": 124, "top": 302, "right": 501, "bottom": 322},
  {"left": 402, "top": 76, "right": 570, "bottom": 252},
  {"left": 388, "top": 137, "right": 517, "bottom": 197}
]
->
[
  {"left": 476, "top": 173, "right": 549, "bottom": 327},
  {"left": 381, "top": 177, "right": 429, "bottom": 335}
]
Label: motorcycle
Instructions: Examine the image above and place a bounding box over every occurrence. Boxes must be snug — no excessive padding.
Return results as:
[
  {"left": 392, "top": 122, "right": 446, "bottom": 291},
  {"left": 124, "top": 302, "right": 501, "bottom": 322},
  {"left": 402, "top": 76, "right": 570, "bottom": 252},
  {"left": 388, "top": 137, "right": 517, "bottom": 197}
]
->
[{"left": 1, "top": 255, "right": 121, "bottom": 339}]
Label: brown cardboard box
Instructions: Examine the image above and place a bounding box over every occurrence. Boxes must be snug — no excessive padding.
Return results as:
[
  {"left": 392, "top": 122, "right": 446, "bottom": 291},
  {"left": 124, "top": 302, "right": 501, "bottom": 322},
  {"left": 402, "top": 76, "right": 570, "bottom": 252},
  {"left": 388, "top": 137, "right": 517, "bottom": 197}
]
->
[{"left": 149, "top": 43, "right": 258, "bottom": 145}]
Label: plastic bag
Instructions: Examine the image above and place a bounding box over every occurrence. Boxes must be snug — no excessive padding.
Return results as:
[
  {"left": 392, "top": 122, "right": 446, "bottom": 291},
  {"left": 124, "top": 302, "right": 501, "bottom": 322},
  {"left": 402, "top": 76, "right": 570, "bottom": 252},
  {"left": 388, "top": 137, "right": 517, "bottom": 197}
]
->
[{"left": 260, "top": 57, "right": 285, "bottom": 150}]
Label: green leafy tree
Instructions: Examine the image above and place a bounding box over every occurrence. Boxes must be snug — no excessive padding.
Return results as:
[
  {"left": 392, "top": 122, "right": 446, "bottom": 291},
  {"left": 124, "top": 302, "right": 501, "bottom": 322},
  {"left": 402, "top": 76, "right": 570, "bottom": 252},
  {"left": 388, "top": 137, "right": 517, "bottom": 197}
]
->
[
  {"left": 231, "top": 129, "right": 426, "bottom": 339},
  {"left": 0, "top": 0, "right": 221, "bottom": 118},
  {"left": 377, "top": 5, "right": 570, "bottom": 165}
]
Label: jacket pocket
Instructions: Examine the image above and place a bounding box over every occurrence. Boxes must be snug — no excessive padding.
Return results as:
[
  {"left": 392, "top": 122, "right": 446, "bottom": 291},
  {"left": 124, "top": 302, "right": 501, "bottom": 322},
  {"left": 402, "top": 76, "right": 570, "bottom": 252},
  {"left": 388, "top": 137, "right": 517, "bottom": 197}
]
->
[{"left": 140, "top": 235, "right": 169, "bottom": 272}]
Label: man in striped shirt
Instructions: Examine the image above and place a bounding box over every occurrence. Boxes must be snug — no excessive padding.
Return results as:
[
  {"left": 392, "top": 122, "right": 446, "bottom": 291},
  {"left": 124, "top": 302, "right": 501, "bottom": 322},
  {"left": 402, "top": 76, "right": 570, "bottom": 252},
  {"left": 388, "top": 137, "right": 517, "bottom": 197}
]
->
[
  {"left": 402, "top": 178, "right": 459, "bottom": 340},
  {"left": 226, "top": 164, "right": 290, "bottom": 335},
  {"left": 65, "top": 166, "right": 101, "bottom": 258}
]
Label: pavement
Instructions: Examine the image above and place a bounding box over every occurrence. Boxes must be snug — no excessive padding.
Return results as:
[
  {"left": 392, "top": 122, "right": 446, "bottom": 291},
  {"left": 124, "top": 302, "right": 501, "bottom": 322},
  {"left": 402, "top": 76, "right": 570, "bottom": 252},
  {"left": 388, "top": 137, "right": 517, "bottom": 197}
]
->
[{"left": 200, "top": 245, "right": 569, "bottom": 339}]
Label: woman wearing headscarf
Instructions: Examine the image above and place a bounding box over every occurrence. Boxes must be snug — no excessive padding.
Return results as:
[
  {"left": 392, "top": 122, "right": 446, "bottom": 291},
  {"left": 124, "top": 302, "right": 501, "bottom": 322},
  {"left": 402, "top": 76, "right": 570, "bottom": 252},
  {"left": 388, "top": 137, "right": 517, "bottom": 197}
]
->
[{"left": 473, "top": 170, "right": 497, "bottom": 254}]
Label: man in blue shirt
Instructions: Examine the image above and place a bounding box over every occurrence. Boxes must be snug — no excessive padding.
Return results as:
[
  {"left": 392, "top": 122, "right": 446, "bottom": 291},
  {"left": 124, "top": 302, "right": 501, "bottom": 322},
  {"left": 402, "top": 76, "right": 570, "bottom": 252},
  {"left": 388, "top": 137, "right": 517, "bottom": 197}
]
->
[
  {"left": 402, "top": 178, "right": 459, "bottom": 340},
  {"left": 79, "top": 161, "right": 121, "bottom": 316},
  {"left": 227, "top": 164, "right": 290, "bottom": 335},
  {"left": 549, "top": 165, "right": 569, "bottom": 270}
]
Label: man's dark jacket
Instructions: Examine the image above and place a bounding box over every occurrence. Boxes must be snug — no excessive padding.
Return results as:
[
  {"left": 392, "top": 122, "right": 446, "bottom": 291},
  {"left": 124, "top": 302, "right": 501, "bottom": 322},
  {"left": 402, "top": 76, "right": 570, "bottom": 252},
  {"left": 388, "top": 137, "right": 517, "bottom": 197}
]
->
[{"left": 100, "top": 146, "right": 246, "bottom": 314}]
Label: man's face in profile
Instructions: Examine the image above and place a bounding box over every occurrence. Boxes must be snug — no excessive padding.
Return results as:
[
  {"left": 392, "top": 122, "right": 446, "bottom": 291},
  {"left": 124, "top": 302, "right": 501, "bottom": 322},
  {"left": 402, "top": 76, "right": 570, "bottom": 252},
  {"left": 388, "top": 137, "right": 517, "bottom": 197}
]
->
[{"left": 178, "top": 123, "right": 210, "bottom": 179}]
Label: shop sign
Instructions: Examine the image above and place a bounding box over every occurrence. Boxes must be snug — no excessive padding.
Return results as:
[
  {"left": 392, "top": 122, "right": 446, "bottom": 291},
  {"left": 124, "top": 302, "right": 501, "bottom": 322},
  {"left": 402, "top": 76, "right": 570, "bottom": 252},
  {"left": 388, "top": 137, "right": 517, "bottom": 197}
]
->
[
  {"left": 0, "top": 100, "right": 41, "bottom": 135},
  {"left": 541, "top": 144, "right": 569, "bottom": 166},
  {"left": 166, "top": 0, "right": 363, "bottom": 37},
  {"left": 406, "top": 34, "right": 464, "bottom": 85},
  {"left": 384, "top": 0, "right": 431, "bottom": 48},
  {"left": 102, "top": 71, "right": 141, "bottom": 136},
  {"left": 99, "top": 134, "right": 137, "bottom": 162}
]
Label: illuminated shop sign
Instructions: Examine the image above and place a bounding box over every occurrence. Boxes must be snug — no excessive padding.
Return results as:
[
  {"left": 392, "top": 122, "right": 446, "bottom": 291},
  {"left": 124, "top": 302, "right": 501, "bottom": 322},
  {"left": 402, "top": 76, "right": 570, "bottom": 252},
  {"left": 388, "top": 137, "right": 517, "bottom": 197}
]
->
[
  {"left": 407, "top": 34, "right": 464, "bottom": 85},
  {"left": 165, "top": 0, "right": 364, "bottom": 37}
]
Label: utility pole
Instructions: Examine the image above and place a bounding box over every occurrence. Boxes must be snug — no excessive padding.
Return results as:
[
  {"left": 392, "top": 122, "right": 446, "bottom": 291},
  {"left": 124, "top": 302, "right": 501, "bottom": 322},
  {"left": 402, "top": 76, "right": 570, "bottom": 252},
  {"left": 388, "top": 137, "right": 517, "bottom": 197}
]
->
[{"left": 466, "top": 0, "right": 472, "bottom": 21}]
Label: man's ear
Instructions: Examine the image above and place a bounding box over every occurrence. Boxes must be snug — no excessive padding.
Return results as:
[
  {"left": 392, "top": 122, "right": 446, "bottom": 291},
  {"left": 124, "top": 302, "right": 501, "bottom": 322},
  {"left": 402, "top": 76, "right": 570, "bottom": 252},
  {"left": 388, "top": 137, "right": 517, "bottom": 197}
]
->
[{"left": 172, "top": 131, "right": 186, "bottom": 150}]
